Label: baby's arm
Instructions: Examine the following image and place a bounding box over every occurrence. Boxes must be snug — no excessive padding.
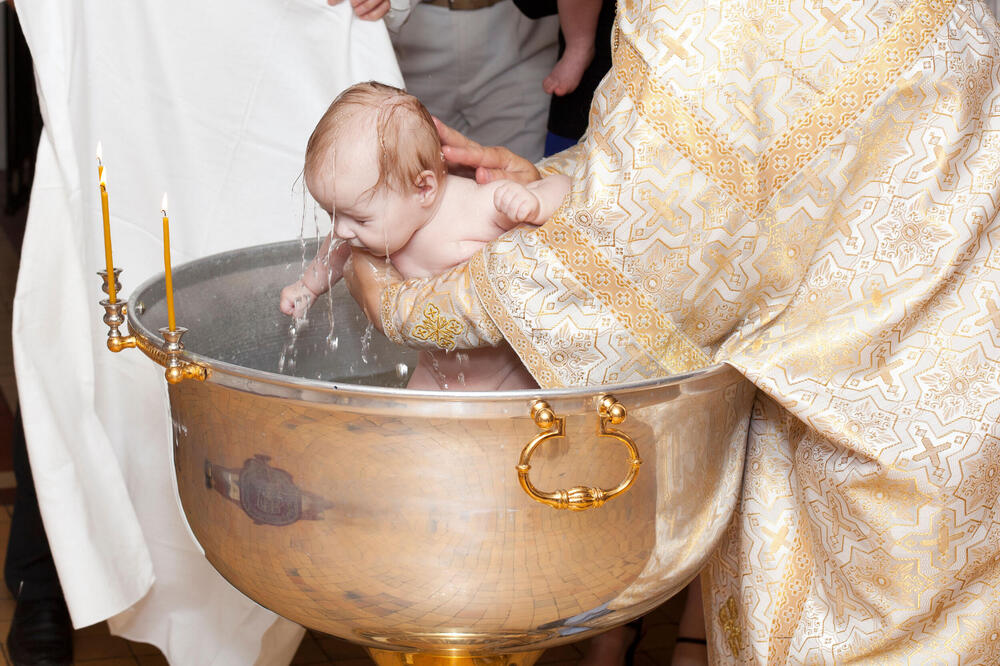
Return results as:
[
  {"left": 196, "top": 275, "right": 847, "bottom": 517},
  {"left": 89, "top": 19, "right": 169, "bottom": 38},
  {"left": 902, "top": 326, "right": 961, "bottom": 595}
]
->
[
  {"left": 278, "top": 237, "right": 351, "bottom": 317},
  {"left": 492, "top": 174, "right": 571, "bottom": 227}
]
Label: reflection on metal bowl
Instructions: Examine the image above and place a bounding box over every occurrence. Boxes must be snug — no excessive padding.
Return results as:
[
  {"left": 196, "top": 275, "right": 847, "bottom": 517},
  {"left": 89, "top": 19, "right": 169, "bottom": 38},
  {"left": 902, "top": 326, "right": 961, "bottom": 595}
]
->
[{"left": 126, "top": 240, "right": 755, "bottom": 663}]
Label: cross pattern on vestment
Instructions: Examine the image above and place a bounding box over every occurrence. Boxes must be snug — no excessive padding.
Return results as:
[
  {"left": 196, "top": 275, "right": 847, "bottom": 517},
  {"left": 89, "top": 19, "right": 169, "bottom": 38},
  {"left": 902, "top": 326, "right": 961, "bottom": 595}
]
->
[
  {"left": 863, "top": 355, "right": 902, "bottom": 386},
  {"left": 974, "top": 296, "right": 1000, "bottom": 328},
  {"left": 411, "top": 303, "right": 464, "bottom": 351},
  {"left": 656, "top": 27, "right": 693, "bottom": 61},
  {"left": 641, "top": 190, "right": 680, "bottom": 225},
  {"left": 706, "top": 247, "right": 737, "bottom": 283},
  {"left": 761, "top": 522, "right": 790, "bottom": 558},
  {"left": 591, "top": 127, "right": 616, "bottom": 157},
  {"left": 954, "top": 4, "right": 980, "bottom": 33},
  {"left": 817, "top": 5, "right": 851, "bottom": 36},
  {"left": 922, "top": 143, "right": 963, "bottom": 182},
  {"left": 914, "top": 434, "right": 950, "bottom": 468},
  {"left": 831, "top": 208, "right": 860, "bottom": 237}
]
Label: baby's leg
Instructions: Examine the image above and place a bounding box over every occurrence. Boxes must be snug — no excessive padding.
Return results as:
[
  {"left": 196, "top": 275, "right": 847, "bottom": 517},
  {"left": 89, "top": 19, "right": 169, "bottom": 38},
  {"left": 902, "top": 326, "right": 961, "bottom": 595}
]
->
[{"left": 543, "top": 0, "right": 601, "bottom": 96}]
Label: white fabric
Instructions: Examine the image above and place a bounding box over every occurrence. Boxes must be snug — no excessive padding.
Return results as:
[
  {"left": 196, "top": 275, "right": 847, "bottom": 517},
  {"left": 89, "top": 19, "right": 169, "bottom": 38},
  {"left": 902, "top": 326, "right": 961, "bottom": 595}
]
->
[{"left": 11, "top": 2, "right": 402, "bottom": 664}]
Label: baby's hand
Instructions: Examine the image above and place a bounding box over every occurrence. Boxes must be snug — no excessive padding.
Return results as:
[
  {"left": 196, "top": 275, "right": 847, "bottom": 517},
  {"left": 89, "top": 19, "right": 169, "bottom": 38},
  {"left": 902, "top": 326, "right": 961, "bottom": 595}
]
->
[
  {"left": 494, "top": 181, "right": 541, "bottom": 223},
  {"left": 279, "top": 280, "right": 319, "bottom": 320}
]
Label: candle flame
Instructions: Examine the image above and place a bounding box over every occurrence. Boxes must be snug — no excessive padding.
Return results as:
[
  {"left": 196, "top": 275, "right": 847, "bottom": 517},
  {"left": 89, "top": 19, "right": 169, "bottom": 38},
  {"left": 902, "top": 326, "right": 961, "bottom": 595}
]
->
[
  {"left": 96, "top": 141, "right": 103, "bottom": 164},
  {"left": 161, "top": 192, "right": 168, "bottom": 214},
  {"left": 100, "top": 168, "right": 107, "bottom": 188}
]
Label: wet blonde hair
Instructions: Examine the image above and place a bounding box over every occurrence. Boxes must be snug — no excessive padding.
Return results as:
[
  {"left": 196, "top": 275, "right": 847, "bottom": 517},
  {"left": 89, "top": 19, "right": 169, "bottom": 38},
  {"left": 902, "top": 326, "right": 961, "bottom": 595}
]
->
[{"left": 305, "top": 81, "right": 445, "bottom": 204}]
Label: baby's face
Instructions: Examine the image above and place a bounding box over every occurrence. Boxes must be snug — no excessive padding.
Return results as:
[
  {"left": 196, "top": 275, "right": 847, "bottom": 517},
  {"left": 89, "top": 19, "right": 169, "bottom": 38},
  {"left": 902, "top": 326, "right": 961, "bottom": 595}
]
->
[{"left": 319, "top": 128, "right": 426, "bottom": 258}]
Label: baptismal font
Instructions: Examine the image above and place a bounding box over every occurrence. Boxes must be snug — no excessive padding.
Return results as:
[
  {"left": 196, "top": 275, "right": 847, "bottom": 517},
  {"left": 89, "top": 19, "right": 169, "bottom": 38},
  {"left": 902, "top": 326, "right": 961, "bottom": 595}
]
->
[{"left": 95, "top": 231, "right": 754, "bottom": 666}]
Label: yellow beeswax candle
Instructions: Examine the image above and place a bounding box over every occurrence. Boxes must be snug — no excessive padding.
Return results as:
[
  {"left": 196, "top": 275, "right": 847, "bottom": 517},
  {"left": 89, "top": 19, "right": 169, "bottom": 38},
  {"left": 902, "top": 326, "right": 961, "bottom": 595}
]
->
[
  {"left": 161, "top": 193, "right": 176, "bottom": 331},
  {"left": 100, "top": 169, "right": 116, "bottom": 303}
]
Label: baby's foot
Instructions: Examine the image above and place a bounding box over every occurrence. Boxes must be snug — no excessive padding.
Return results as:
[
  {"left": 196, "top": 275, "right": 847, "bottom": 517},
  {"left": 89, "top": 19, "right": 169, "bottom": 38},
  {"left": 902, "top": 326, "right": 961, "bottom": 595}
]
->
[{"left": 543, "top": 43, "right": 595, "bottom": 96}]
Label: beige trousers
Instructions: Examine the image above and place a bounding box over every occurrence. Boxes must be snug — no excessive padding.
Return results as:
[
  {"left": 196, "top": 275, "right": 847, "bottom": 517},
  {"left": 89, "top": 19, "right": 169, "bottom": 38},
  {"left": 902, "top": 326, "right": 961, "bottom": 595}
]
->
[{"left": 391, "top": 0, "right": 558, "bottom": 161}]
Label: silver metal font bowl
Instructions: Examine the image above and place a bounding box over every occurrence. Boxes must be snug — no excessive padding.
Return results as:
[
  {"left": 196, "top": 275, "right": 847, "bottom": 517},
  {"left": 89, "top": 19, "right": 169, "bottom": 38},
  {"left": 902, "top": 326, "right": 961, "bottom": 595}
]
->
[{"left": 126, "top": 240, "right": 755, "bottom": 662}]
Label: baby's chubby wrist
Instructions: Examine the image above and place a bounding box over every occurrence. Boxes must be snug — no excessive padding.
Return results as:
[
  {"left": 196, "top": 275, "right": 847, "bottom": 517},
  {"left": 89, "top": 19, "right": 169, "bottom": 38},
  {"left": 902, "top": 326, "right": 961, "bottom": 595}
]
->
[{"left": 279, "top": 279, "right": 322, "bottom": 316}]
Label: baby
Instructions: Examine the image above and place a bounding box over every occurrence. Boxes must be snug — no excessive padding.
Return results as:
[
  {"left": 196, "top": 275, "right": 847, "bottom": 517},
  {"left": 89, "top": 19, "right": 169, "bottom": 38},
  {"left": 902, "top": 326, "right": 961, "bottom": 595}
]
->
[{"left": 280, "top": 81, "right": 570, "bottom": 390}]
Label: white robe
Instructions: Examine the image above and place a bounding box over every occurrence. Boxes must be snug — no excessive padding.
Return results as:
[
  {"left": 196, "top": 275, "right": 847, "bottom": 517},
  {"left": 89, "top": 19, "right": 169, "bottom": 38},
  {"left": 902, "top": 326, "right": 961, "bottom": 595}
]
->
[{"left": 11, "top": 2, "right": 402, "bottom": 663}]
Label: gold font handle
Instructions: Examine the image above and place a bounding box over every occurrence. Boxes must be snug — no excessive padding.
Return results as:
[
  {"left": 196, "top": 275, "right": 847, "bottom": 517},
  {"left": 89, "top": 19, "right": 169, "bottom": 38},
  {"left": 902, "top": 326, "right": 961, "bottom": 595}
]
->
[{"left": 516, "top": 395, "right": 642, "bottom": 511}]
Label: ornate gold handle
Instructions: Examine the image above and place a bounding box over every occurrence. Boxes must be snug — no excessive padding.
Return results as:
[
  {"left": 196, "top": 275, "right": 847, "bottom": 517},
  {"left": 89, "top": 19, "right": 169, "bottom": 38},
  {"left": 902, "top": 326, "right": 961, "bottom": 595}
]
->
[{"left": 516, "top": 395, "right": 642, "bottom": 511}]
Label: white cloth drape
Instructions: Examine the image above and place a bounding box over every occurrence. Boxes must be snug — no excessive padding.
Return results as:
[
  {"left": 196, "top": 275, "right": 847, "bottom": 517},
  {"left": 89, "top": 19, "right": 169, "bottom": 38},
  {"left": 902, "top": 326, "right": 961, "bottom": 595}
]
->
[{"left": 11, "top": 2, "right": 402, "bottom": 664}]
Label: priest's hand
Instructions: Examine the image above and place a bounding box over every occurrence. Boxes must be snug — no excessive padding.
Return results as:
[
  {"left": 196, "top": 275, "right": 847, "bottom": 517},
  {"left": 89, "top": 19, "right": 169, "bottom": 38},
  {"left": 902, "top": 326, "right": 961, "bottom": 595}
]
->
[
  {"left": 434, "top": 118, "right": 540, "bottom": 185},
  {"left": 343, "top": 248, "right": 401, "bottom": 333}
]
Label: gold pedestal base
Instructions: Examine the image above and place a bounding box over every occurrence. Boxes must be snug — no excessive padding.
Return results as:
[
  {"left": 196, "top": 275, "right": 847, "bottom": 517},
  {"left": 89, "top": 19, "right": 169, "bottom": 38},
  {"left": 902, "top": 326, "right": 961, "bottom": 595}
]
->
[{"left": 366, "top": 648, "right": 544, "bottom": 666}]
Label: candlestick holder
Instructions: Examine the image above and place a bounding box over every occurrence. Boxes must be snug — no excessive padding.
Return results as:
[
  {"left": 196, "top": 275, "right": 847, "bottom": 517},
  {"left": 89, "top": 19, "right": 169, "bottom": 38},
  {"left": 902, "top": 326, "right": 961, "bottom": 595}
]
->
[
  {"left": 98, "top": 269, "right": 208, "bottom": 384},
  {"left": 97, "top": 268, "right": 122, "bottom": 298}
]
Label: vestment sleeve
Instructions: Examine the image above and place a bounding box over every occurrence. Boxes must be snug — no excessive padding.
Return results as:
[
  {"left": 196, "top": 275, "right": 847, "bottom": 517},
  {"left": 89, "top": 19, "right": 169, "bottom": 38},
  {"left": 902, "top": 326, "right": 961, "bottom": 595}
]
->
[{"left": 380, "top": 257, "right": 504, "bottom": 351}]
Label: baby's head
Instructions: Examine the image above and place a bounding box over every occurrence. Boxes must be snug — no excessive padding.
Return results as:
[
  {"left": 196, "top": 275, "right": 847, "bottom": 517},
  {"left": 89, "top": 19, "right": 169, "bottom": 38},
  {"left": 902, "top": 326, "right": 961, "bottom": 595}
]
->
[{"left": 304, "top": 82, "right": 447, "bottom": 255}]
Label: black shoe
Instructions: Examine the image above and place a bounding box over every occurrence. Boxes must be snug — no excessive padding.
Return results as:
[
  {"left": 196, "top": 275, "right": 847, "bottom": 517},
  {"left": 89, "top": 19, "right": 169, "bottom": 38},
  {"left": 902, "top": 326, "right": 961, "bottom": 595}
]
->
[{"left": 6, "top": 597, "right": 73, "bottom": 666}]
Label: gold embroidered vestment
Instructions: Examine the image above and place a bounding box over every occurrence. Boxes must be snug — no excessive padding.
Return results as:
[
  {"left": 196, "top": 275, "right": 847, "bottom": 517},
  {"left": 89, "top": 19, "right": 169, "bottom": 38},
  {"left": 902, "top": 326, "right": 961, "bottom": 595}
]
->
[{"left": 381, "top": 0, "right": 1000, "bottom": 660}]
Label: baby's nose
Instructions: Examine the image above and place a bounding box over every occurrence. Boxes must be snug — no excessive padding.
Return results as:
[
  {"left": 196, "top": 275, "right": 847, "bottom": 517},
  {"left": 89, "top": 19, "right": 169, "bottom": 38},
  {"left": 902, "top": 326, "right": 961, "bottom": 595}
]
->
[{"left": 332, "top": 219, "right": 353, "bottom": 240}]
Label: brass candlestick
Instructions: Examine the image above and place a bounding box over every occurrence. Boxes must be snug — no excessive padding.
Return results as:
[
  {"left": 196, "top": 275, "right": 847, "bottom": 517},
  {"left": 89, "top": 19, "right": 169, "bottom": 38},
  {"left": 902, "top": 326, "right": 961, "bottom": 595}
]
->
[{"left": 97, "top": 268, "right": 208, "bottom": 384}]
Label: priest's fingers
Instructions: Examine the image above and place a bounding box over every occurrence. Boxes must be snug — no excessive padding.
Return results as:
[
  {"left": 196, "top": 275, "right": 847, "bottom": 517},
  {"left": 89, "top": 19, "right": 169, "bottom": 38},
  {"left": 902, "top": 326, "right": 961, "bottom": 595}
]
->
[
  {"left": 434, "top": 117, "right": 478, "bottom": 154},
  {"left": 343, "top": 248, "right": 401, "bottom": 332},
  {"left": 441, "top": 143, "right": 540, "bottom": 185},
  {"left": 433, "top": 118, "right": 539, "bottom": 184},
  {"left": 433, "top": 119, "right": 478, "bottom": 178}
]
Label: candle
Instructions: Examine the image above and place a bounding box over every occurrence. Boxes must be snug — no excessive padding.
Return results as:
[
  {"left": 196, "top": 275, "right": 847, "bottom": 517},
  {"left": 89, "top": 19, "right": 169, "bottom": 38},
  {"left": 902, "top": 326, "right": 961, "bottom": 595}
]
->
[
  {"left": 162, "top": 193, "right": 176, "bottom": 331},
  {"left": 100, "top": 168, "right": 116, "bottom": 303}
]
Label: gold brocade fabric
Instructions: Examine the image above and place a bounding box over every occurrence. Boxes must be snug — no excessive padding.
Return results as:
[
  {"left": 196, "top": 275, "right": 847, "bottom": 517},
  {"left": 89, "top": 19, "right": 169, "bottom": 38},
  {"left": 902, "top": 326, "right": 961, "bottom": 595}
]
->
[{"left": 382, "top": 0, "right": 1000, "bottom": 660}]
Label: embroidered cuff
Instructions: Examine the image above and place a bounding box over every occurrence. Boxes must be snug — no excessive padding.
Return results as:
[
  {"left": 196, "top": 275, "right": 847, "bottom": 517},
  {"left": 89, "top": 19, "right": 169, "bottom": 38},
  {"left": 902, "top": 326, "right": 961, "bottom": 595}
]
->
[{"left": 380, "top": 262, "right": 503, "bottom": 351}]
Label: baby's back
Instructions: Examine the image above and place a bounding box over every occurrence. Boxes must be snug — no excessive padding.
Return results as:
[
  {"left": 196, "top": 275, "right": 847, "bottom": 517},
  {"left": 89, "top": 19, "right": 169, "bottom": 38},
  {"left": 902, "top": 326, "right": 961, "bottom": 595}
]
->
[{"left": 391, "top": 176, "right": 510, "bottom": 279}]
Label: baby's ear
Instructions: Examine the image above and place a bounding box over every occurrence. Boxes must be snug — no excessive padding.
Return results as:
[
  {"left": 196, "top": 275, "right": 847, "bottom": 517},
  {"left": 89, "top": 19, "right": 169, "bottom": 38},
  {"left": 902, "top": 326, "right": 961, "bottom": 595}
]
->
[{"left": 415, "top": 169, "right": 438, "bottom": 205}]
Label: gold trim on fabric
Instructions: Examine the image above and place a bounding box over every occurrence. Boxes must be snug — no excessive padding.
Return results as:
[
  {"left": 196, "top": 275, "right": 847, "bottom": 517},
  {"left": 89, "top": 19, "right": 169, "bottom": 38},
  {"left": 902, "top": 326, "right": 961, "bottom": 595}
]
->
[
  {"left": 538, "top": 210, "right": 713, "bottom": 373},
  {"left": 381, "top": 282, "right": 404, "bottom": 345},
  {"left": 615, "top": 0, "right": 957, "bottom": 217},
  {"left": 766, "top": 515, "right": 815, "bottom": 664},
  {"left": 719, "top": 596, "right": 742, "bottom": 657},
  {"left": 470, "top": 252, "right": 565, "bottom": 388},
  {"left": 614, "top": 38, "right": 760, "bottom": 212}
]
